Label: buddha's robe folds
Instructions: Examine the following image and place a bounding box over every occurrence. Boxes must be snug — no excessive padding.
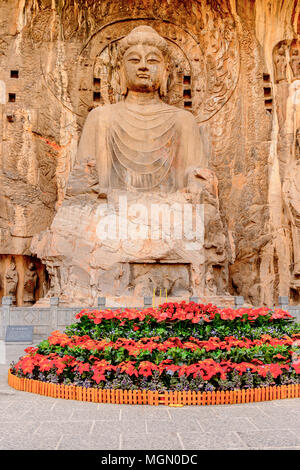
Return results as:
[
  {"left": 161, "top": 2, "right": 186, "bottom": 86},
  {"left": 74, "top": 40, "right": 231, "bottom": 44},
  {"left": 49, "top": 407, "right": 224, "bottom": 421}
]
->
[{"left": 66, "top": 101, "right": 207, "bottom": 197}]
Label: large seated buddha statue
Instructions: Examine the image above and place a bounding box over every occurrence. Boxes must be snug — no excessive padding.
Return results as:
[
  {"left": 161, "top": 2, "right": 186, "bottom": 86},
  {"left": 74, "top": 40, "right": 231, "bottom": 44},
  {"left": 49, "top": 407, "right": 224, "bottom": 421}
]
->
[
  {"left": 32, "top": 26, "right": 229, "bottom": 306},
  {"left": 67, "top": 25, "right": 207, "bottom": 198}
]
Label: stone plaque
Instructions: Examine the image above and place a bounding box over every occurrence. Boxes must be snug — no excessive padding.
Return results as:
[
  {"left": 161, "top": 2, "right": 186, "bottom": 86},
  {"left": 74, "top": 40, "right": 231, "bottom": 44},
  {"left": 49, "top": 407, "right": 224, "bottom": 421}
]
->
[{"left": 5, "top": 326, "right": 33, "bottom": 344}]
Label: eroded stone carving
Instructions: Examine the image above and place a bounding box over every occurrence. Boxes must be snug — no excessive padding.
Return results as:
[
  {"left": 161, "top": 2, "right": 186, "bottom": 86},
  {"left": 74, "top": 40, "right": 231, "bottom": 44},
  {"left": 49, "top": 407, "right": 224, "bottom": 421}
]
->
[
  {"left": 290, "top": 47, "right": 300, "bottom": 80},
  {"left": 130, "top": 263, "right": 191, "bottom": 297},
  {"left": 273, "top": 40, "right": 300, "bottom": 83},
  {"left": 0, "top": 255, "right": 48, "bottom": 306},
  {"left": 5, "top": 259, "right": 18, "bottom": 300},
  {"left": 23, "top": 261, "right": 38, "bottom": 305},
  {"left": 274, "top": 44, "right": 288, "bottom": 83}
]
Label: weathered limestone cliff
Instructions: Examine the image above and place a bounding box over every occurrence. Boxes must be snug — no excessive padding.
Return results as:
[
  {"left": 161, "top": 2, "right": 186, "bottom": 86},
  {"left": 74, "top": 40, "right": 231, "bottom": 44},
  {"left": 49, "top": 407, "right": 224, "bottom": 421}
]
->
[{"left": 0, "top": 0, "right": 299, "bottom": 306}]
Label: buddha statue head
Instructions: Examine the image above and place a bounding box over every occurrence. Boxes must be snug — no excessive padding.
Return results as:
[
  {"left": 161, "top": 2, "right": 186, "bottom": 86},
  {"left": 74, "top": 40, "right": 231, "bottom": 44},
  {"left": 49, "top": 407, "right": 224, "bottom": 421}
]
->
[{"left": 116, "top": 26, "right": 171, "bottom": 98}]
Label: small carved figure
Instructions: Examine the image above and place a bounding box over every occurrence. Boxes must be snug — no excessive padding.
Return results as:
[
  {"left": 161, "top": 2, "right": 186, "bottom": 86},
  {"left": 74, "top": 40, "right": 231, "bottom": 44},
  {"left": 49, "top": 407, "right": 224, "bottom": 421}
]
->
[
  {"left": 274, "top": 46, "right": 287, "bottom": 83},
  {"left": 290, "top": 48, "right": 300, "bottom": 80},
  {"left": 5, "top": 259, "right": 18, "bottom": 300},
  {"left": 23, "top": 262, "right": 38, "bottom": 305},
  {"left": 205, "top": 267, "right": 218, "bottom": 295}
]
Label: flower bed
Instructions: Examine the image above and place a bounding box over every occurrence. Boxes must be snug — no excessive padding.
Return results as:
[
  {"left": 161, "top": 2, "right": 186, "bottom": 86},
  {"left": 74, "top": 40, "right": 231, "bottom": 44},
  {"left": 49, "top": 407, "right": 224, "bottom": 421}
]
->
[{"left": 9, "top": 302, "right": 300, "bottom": 404}]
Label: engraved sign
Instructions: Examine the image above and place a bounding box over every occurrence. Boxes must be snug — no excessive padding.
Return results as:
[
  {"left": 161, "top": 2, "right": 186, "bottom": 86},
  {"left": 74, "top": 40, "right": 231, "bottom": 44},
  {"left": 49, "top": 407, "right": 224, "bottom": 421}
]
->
[{"left": 5, "top": 326, "right": 33, "bottom": 344}]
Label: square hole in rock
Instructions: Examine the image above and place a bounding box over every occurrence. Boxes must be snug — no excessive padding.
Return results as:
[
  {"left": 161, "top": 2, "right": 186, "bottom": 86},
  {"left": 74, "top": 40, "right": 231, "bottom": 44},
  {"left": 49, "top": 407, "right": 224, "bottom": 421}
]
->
[
  {"left": 183, "top": 89, "right": 192, "bottom": 98},
  {"left": 264, "top": 87, "right": 272, "bottom": 97},
  {"left": 93, "top": 91, "right": 101, "bottom": 102}
]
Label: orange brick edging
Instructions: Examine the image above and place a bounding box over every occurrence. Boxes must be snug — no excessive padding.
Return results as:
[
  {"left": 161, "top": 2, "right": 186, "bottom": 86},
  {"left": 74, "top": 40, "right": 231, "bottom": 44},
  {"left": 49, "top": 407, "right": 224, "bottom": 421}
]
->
[{"left": 8, "top": 370, "right": 300, "bottom": 406}]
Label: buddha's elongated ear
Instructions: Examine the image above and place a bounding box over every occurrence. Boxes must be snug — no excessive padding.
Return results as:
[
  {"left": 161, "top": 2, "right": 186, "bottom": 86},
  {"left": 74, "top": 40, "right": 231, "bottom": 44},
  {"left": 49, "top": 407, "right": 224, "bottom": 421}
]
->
[
  {"left": 118, "top": 65, "right": 128, "bottom": 96},
  {"left": 159, "top": 65, "right": 170, "bottom": 98}
]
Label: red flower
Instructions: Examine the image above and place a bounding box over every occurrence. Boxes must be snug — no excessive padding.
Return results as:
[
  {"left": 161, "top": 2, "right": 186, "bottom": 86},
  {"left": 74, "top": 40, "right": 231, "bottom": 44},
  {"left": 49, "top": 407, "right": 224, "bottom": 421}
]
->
[
  {"left": 273, "top": 354, "right": 288, "bottom": 360},
  {"left": 48, "top": 331, "right": 70, "bottom": 347},
  {"left": 39, "top": 357, "right": 53, "bottom": 372},
  {"left": 16, "top": 356, "right": 35, "bottom": 374},
  {"left": 76, "top": 362, "right": 90, "bottom": 374},
  {"left": 117, "top": 361, "right": 138, "bottom": 377},
  {"left": 138, "top": 361, "right": 158, "bottom": 377},
  {"left": 24, "top": 347, "right": 38, "bottom": 355},
  {"left": 272, "top": 309, "right": 293, "bottom": 320}
]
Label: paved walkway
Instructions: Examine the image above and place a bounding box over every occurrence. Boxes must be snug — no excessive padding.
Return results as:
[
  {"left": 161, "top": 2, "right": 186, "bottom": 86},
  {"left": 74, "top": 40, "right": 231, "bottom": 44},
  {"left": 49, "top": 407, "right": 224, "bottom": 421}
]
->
[{"left": 0, "top": 341, "right": 300, "bottom": 450}]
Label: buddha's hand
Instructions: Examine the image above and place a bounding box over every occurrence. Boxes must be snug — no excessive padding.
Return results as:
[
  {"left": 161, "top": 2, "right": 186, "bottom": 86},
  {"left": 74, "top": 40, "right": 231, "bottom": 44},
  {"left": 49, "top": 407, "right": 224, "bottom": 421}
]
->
[{"left": 187, "top": 167, "right": 218, "bottom": 199}]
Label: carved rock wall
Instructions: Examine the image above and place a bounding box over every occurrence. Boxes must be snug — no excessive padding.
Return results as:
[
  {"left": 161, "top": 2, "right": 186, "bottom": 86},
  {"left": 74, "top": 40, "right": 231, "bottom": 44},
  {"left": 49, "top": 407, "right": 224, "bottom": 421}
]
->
[{"left": 0, "top": 0, "right": 300, "bottom": 305}]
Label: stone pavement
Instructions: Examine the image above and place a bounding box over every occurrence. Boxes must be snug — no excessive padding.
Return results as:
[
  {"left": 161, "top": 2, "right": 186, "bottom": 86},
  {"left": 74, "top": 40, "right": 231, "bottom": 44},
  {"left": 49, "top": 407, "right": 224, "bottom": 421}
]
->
[{"left": 0, "top": 341, "right": 300, "bottom": 450}]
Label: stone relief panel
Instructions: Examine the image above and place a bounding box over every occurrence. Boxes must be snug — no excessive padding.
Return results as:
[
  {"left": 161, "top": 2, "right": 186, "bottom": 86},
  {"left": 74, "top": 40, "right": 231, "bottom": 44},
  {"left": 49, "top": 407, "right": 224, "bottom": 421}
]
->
[
  {"left": 129, "top": 263, "right": 191, "bottom": 297},
  {"left": 5, "top": 258, "right": 18, "bottom": 303},
  {"left": 274, "top": 42, "right": 289, "bottom": 83},
  {"left": 0, "top": 255, "right": 49, "bottom": 306},
  {"left": 273, "top": 39, "right": 300, "bottom": 83},
  {"left": 290, "top": 41, "right": 300, "bottom": 80}
]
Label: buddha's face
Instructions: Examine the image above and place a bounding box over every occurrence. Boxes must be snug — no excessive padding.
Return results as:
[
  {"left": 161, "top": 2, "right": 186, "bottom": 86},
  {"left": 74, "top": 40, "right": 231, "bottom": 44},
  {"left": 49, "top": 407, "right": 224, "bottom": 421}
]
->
[{"left": 122, "top": 44, "right": 166, "bottom": 93}]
